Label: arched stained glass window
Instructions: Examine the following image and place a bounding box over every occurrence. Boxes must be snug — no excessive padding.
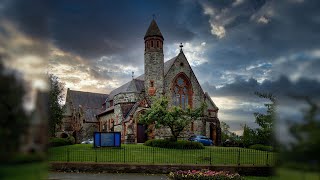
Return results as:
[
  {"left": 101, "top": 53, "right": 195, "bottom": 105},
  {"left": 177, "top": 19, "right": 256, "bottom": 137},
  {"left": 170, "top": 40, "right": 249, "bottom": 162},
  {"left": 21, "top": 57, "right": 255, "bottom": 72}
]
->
[{"left": 172, "top": 73, "right": 192, "bottom": 109}]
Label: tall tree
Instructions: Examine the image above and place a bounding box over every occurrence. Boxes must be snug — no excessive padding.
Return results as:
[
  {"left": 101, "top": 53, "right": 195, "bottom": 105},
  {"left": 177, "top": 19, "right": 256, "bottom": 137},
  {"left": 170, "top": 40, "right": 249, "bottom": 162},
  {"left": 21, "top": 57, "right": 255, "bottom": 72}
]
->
[
  {"left": 241, "top": 92, "right": 276, "bottom": 147},
  {"left": 48, "top": 74, "right": 64, "bottom": 137},
  {"left": 286, "top": 97, "right": 320, "bottom": 165},
  {"left": 139, "top": 97, "right": 206, "bottom": 141},
  {"left": 253, "top": 92, "right": 276, "bottom": 146},
  {"left": 241, "top": 124, "right": 257, "bottom": 147},
  {"left": 0, "top": 61, "right": 29, "bottom": 161},
  {"left": 220, "top": 121, "right": 232, "bottom": 142}
]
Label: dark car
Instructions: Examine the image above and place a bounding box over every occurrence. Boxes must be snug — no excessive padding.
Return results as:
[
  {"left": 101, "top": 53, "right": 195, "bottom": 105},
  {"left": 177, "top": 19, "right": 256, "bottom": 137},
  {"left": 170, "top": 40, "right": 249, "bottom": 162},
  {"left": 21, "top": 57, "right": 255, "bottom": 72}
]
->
[{"left": 188, "top": 135, "right": 214, "bottom": 146}]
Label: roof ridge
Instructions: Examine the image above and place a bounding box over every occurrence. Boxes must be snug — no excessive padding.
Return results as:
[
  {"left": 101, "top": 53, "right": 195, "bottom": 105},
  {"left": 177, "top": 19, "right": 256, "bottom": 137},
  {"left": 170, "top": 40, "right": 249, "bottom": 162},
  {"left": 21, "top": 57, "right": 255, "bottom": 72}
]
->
[{"left": 68, "top": 89, "right": 108, "bottom": 95}]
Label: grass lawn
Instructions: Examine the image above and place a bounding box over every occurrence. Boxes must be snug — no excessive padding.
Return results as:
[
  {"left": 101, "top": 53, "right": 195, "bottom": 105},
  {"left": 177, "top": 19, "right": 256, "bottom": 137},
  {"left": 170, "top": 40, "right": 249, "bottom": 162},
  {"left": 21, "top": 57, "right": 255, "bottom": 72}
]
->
[
  {"left": 49, "top": 144, "right": 276, "bottom": 165},
  {"left": 0, "top": 162, "right": 47, "bottom": 180}
]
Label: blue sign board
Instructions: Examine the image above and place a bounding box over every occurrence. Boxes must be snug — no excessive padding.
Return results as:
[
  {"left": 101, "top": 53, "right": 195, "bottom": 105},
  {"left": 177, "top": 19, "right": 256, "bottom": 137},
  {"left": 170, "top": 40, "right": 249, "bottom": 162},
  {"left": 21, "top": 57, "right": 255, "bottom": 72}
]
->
[{"left": 94, "top": 132, "right": 121, "bottom": 148}]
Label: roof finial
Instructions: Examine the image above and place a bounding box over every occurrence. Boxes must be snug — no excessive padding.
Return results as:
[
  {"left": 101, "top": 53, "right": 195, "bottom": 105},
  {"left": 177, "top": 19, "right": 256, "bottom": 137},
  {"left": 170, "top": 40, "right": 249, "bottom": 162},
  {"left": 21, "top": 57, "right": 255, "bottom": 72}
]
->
[
  {"left": 152, "top": 14, "right": 156, "bottom": 20},
  {"left": 179, "top": 43, "right": 183, "bottom": 52},
  {"left": 132, "top": 71, "right": 134, "bottom": 79}
]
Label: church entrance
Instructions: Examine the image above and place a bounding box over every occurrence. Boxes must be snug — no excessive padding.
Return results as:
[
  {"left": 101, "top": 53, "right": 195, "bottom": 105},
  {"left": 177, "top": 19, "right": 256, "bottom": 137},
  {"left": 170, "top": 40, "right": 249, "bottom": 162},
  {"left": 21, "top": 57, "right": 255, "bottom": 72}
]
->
[
  {"left": 210, "top": 123, "right": 217, "bottom": 145},
  {"left": 137, "top": 123, "right": 147, "bottom": 143}
]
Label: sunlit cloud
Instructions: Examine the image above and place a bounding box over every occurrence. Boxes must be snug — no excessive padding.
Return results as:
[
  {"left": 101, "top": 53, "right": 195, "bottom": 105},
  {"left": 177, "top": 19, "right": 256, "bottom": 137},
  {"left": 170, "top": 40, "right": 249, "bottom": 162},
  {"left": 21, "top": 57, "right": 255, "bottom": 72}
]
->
[
  {"left": 210, "top": 24, "right": 226, "bottom": 39},
  {"left": 257, "top": 16, "right": 269, "bottom": 24},
  {"left": 165, "top": 41, "right": 209, "bottom": 67}
]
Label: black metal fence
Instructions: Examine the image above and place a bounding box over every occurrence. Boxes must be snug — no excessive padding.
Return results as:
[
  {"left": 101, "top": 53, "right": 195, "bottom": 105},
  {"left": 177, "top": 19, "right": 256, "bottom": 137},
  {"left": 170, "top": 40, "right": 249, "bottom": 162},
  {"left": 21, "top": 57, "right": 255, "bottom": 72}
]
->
[{"left": 49, "top": 146, "right": 277, "bottom": 166}]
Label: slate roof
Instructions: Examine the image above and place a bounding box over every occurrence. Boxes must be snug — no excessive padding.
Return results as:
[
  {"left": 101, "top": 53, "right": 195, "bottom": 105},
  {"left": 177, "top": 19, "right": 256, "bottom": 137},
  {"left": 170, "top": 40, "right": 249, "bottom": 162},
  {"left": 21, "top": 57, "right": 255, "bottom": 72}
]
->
[
  {"left": 108, "top": 79, "right": 145, "bottom": 99},
  {"left": 66, "top": 89, "right": 108, "bottom": 122},
  {"left": 144, "top": 19, "right": 163, "bottom": 39},
  {"left": 112, "top": 56, "right": 178, "bottom": 99}
]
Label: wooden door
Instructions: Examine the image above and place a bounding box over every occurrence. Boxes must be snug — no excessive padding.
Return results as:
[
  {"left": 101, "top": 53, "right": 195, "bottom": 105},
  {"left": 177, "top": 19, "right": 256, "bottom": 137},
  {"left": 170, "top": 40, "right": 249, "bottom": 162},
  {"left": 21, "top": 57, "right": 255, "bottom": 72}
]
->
[
  {"left": 137, "top": 124, "right": 147, "bottom": 143},
  {"left": 210, "top": 124, "right": 217, "bottom": 145}
]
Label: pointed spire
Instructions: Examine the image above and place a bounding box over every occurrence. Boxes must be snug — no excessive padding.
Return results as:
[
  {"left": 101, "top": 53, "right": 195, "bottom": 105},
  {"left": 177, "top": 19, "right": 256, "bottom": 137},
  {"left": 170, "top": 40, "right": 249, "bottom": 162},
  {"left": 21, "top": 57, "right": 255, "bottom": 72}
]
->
[{"left": 144, "top": 19, "right": 163, "bottom": 40}]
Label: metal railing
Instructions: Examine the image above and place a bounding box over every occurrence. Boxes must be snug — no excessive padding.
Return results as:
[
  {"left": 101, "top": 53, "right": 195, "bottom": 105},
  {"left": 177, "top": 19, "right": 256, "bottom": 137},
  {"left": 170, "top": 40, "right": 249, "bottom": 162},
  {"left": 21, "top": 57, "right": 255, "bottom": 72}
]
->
[{"left": 49, "top": 146, "right": 277, "bottom": 166}]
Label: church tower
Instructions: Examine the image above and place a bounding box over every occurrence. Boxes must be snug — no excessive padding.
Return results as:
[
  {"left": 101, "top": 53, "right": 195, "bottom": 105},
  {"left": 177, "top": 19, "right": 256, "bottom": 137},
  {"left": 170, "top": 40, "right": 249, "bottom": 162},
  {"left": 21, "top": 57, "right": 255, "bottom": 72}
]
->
[{"left": 144, "top": 19, "right": 164, "bottom": 99}]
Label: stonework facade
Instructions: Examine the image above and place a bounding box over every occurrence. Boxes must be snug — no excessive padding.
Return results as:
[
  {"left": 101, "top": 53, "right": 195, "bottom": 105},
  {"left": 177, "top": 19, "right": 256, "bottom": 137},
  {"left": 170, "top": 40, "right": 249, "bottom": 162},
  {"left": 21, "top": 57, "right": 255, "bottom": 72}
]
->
[
  {"left": 96, "top": 19, "right": 221, "bottom": 145},
  {"left": 61, "top": 19, "right": 221, "bottom": 145}
]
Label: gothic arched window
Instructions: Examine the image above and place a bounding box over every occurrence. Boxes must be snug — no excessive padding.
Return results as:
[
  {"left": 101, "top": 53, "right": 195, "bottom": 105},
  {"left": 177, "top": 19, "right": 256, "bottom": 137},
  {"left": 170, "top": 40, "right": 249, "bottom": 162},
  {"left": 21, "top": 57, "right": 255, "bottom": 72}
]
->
[{"left": 172, "top": 73, "right": 192, "bottom": 109}]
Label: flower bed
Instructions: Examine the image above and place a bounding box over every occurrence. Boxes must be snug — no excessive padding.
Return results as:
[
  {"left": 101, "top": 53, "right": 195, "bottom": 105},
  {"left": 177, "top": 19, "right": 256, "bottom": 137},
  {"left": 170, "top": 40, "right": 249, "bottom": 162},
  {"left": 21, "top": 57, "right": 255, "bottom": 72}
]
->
[{"left": 168, "top": 169, "right": 243, "bottom": 180}]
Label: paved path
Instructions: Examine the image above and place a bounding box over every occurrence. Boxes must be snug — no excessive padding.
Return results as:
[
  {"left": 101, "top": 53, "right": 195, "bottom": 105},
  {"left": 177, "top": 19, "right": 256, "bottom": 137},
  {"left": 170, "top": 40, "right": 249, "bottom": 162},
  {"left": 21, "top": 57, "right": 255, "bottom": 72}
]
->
[{"left": 49, "top": 172, "right": 168, "bottom": 180}]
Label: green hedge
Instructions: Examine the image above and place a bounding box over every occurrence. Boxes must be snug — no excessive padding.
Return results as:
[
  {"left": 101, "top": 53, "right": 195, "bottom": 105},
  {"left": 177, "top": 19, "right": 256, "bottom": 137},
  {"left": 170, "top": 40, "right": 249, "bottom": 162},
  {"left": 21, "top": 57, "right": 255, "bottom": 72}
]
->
[
  {"left": 144, "top": 139, "right": 204, "bottom": 149},
  {"left": 249, "top": 144, "right": 274, "bottom": 152},
  {"left": 49, "top": 137, "right": 75, "bottom": 147},
  {"left": 8, "top": 153, "right": 46, "bottom": 164}
]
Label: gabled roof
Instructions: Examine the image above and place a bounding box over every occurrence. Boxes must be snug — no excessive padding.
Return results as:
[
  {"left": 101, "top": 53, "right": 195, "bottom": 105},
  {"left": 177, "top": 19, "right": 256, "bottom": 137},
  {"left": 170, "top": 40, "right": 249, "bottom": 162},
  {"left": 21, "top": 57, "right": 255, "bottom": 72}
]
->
[
  {"left": 108, "top": 79, "right": 145, "bottom": 99},
  {"left": 66, "top": 89, "right": 108, "bottom": 122},
  {"left": 144, "top": 19, "right": 163, "bottom": 40},
  {"left": 112, "top": 56, "right": 178, "bottom": 99}
]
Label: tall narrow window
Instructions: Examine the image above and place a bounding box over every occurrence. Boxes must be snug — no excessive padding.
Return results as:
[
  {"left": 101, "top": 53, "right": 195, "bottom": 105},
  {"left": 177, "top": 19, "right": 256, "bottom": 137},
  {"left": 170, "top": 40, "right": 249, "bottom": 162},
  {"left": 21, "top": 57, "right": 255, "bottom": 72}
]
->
[{"left": 172, "top": 73, "right": 192, "bottom": 109}]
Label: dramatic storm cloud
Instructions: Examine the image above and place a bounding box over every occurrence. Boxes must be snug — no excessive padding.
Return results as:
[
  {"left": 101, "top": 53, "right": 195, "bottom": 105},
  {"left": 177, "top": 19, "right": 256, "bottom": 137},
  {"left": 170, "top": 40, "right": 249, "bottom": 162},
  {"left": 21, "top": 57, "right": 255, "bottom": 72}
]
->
[{"left": 1, "top": 0, "right": 319, "bottom": 138}]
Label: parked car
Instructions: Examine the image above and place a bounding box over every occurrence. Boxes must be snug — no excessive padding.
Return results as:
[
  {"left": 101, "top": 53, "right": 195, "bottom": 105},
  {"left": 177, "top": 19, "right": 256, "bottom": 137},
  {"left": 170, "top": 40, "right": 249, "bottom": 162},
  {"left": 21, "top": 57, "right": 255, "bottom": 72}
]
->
[
  {"left": 222, "top": 139, "right": 243, "bottom": 147},
  {"left": 81, "top": 139, "right": 93, "bottom": 144},
  {"left": 188, "top": 135, "right": 214, "bottom": 146}
]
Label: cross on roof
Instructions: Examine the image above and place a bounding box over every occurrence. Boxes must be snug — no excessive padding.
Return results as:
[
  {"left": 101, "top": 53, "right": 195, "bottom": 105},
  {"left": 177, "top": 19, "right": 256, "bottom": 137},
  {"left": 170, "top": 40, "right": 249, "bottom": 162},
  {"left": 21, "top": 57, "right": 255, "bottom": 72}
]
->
[{"left": 179, "top": 43, "right": 183, "bottom": 52}]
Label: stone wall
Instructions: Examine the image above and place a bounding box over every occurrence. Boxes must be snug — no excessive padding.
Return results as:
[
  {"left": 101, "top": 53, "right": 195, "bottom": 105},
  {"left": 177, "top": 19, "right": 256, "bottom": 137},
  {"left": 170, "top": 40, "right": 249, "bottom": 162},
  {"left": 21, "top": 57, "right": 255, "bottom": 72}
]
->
[
  {"left": 98, "top": 112, "right": 115, "bottom": 132},
  {"left": 154, "top": 127, "right": 172, "bottom": 139},
  {"left": 206, "top": 122, "right": 211, "bottom": 138},
  {"left": 114, "top": 93, "right": 139, "bottom": 105},
  {"left": 164, "top": 53, "right": 206, "bottom": 109},
  {"left": 114, "top": 104, "right": 123, "bottom": 125},
  {"left": 144, "top": 51, "right": 164, "bottom": 99}
]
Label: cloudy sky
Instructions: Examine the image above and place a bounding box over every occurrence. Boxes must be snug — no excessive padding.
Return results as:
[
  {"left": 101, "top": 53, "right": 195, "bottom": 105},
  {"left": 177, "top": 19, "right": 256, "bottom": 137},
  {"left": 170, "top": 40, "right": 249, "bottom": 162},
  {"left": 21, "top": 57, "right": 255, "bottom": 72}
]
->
[{"left": 1, "top": 0, "right": 320, "bottom": 140}]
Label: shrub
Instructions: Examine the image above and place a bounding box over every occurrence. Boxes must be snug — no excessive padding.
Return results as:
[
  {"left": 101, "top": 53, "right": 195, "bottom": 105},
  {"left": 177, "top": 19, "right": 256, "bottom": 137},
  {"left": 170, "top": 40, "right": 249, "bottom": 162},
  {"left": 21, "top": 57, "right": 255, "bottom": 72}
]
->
[
  {"left": 144, "top": 139, "right": 204, "bottom": 149},
  {"left": 49, "top": 137, "right": 74, "bottom": 147},
  {"left": 249, "top": 144, "right": 273, "bottom": 152},
  {"left": 66, "top": 136, "right": 75, "bottom": 145},
  {"left": 169, "top": 170, "right": 243, "bottom": 180}
]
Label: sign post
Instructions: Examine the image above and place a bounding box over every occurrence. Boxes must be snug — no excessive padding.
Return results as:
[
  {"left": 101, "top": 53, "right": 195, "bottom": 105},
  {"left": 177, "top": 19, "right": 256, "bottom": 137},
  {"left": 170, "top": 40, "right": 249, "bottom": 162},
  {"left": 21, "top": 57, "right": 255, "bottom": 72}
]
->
[{"left": 94, "top": 132, "right": 121, "bottom": 148}]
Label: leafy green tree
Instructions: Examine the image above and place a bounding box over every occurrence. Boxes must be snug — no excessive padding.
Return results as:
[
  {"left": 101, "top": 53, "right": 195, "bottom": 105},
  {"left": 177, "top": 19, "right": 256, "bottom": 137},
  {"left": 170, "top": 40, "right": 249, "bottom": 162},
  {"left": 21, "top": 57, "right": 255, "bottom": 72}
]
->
[
  {"left": 241, "top": 92, "right": 276, "bottom": 147},
  {"left": 285, "top": 97, "right": 320, "bottom": 167},
  {"left": 48, "top": 74, "right": 64, "bottom": 137},
  {"left": 253, "top": 92, "right": 276, "bottom": 146},
  {"left": 0, "top": 61, "right": 29, "bottom": 161},
  {"left": 220, "top": 121, "right": 230, "bottom": 142},
  {"left": 139, "top": 97, "right": 206, "bottom": 141},
  {"left": 241, "top": 124, "right": 257, "bottom": 147}
]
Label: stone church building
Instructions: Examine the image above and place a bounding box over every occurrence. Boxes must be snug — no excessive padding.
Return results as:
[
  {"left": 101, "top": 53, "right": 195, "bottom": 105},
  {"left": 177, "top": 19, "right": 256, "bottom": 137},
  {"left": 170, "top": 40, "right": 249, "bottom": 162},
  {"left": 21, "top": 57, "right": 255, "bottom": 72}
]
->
[
  {"left": 60, "top": 19, "right": 221, "bottom": 145},
  {"left": 96, "top": 20, "right": 221, "bottom": 145}
]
